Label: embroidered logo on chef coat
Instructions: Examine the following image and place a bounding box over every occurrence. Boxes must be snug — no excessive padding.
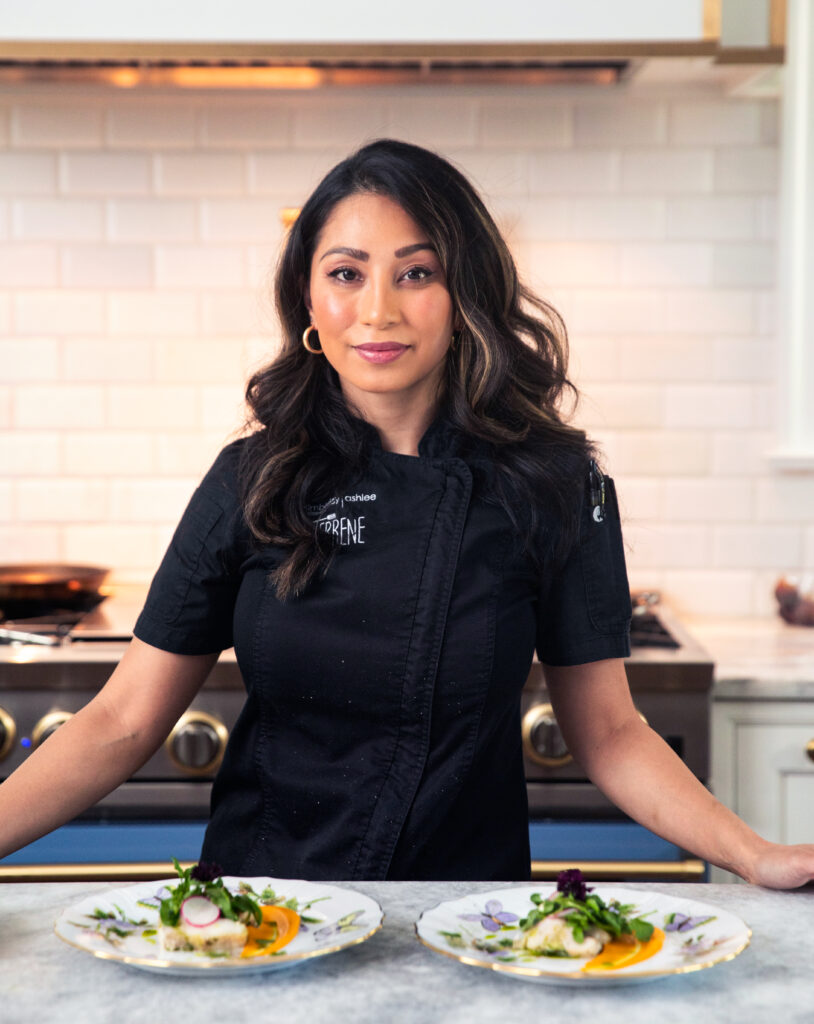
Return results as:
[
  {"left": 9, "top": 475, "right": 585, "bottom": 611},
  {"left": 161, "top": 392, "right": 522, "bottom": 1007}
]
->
[{"left": 308, "top": 493, "right": 377, "bottom": 546}]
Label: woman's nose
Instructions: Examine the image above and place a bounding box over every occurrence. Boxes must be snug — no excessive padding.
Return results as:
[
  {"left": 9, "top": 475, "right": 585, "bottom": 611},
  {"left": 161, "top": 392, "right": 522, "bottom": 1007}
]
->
[{"left": 360, "top": 277, "right": 399, "bottom": 328}]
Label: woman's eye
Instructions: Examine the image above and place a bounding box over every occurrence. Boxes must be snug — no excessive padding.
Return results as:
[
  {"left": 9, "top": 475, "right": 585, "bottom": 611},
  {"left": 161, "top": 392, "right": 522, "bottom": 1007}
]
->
[
  {"left": 328, "top": 267, "right": 360, "bottom": 283},
  {"left": 403, "top": 266, "right": 433, "bottom": 282}
]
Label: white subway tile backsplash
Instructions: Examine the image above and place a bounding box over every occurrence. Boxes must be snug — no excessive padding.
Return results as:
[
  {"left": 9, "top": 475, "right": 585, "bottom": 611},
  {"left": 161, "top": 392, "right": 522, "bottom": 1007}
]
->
[
  {"left": 713, "top": 147, "right": 779, "bottom": 193},
  {"left": 154, "top": 432, "right": 235, "bottom": 476},
  {"left": 712, "top": 243, "right": 775, "bottom": 287},
  {"left": 0, "top": 482, "right": 13, "bottom": 521},
  {"left": 529, "top": 150, "right": 619, "bottom": 195},
  {"left": 756, "top": 478, "right": 814, "bottom": 523},
  {"left": 13, "top": 292, "right": 105, "bottom": 335},
  {"left": 12, "top": 104, "right": 103, "bottom": 148},
  {"left": 155, "top": 339, "right": 246, "bottom": 385},
  {"left": 575, "top": 103, "right": 667, "bottom": 147},
  {"left": 481, "top": 100, "right": 570, "bottom": 148},
  {"left": 0, "top": 525, "right": 60, "bottom": 562},
  {"left": 107, "top": 385, "right": 198, "bottom": 430},
  {"left": 110, "top": 478, "right": 197, "bottom": 523},
  {"left": 713, "top": 525, "right": 802, "bottom": 569},
  {"left": 62, "top": 432, "right": 154, "bottom": 475},
  {"left": 13, "top": 199, "right": 104, "bottom": 241},
  {"left": 108, "top": 292, "right": 198, "bottom": 336},
  {"left": 0, "top": 244, "right": 58, "bottom": 287},
  {"left": 663, "top": 289, "right": 754, "bottom": 334},
  {"left": 64, "top": 523, "right": 156, "bottom": 568},
  {"left": 617, "top": 336, "right": 712, "bottom": 381},
  {"left": 0, "top": 432, "right": 60, "bottom": 476},
  {"left": 202, "top": 104, "right": 290, "bottom": 148},
  {"left": 386, "top": 97, "right": 478, "bottom": 149},
  {"left": 60, "top": 152, "right": 152, "bottom": 195},
  {"left": 292, "top": 99, "right": 389, "bottom": 148},
  {"left": 804, "top": 527, "right": 814, "bottom": 569},
  {"left": 155, "top": 245, "right": 245, "bottom": 289},
  {"left": 571, "top": 197, "right": 666, "bottom": 240},
  {"left": 106, "top": 105, "right": 198, "bottom": 148},
  {"left": 14, "top": 385, "right": 105, "bottom": 429},
  {"left": 61, "top": 245, "right": 154, "bottom": 289},
  {"left": 666, "top": 197, "right": 755, "bottom": 240},
  {"left": 107, "top": 199, "right": 198, "bottom": 242},
  {"left": 63, "top": 339, "right": 154, "bottom": 382},
  {"left": 201, "top": 386, "right": 248, "bottom": 431},
  {"left": 621, "top": 149, "right": 713, "bottom": 194},
  {"left": 712, "top": 338, "right": 775, "bottom": 382},
  {"left": 17, "top": 478, "right": 109, "bottom": 522},
  {"left": 626, "top": 521, "right": 712, "bottom": 569},
  {"left": 619, "top": 243, "right": 712, "bottom": 286},
  {"left": 600, "top": 431, "right": 710, "bottom": 475},
  {"left": 664, "top": 384, "right": 754, "bottom": 429},
  {"left": 662, "top": 569, "right": 756, "bottom": 616},
  {"left": 0, "top": 107, "right": 8, "bottom": 146},
  {"left": 156, "top": 154, "right": 245, "bottom": 196},
  {"left": 0, "top": 338, "right": 59, "bottom": 381},
  {"left": 670, "top": 100, "right": 762, "bottom": 146},
  {"left": 249, "top": 149, "right": 342, "bottom": 199},
  {"left": 0, "top": 152, "right": 57, "bottom": 194},
  {"left": 0, "top": 84, "right": 797, "bottom": 594},
  {"left": 711, "top": 431, "right": 773, "bottom": 476},
  {"left": 525, "top": 242, "right": 619, "bottom": 287},
  {"left": 201, "top": 200, "right": 286, "bottom": 243}
]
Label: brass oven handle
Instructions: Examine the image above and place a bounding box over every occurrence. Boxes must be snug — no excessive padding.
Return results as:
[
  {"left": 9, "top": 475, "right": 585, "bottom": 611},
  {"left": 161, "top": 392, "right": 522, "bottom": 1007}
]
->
[
  {"left": 522, "top": 703, "right": 572, "bottom": 767},
  {"left": 0, "top": 861, "right": 196, "bottom": 883},
  {"left": 806, "top": 740, "right": 814, "bottom": 763},
  {"left": 31, "top": 711, "right": 73, "bottom": 749},
  {"left": 530, "top": 859, "right": 706, "bottom": 881},
  {"left": 0, "top": 706, "right": 16, "bottom": 761},
  {"left": 165, "top": 710, "right": 228, "bottom": 775}
]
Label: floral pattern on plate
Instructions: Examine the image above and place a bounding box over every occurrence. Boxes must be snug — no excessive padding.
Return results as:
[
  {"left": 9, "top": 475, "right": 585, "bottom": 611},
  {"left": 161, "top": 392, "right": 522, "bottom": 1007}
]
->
[
  {"left": 54, "top": 876, "right": 383, "bottom": 976},
  {"left": 416, "top": 885, "right": 750, "bottom": 986}
]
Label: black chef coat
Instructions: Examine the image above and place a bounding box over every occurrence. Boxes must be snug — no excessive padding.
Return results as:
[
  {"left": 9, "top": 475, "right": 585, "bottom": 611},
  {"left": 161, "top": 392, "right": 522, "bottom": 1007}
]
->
[{"left": 133, "top": 418, "right": 631, "bottom": 881}]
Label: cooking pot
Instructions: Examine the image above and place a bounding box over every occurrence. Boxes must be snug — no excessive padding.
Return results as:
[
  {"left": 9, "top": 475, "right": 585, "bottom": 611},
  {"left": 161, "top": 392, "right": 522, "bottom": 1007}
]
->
[{"left": 0, "top": 564, "right": 111, "bottom": 621}]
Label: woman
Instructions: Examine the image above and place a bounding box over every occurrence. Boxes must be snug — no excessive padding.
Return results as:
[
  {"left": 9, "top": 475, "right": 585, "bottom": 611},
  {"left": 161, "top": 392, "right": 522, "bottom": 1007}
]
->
[{"left": 1, "top": 139, "right": 812, "bottom": 886}]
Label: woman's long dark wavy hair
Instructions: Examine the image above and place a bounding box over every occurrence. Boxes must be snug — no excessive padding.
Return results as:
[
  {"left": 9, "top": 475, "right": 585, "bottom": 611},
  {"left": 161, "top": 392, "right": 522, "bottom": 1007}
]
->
[{"left": 241, "top": 138, "right": 594, "bottom": 598}]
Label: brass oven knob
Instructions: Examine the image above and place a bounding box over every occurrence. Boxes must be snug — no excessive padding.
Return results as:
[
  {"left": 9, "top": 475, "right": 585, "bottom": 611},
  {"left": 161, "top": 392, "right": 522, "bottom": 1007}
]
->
[
  {"left": 166, "top": 711, "right": 228, "bottom": 775},
  {"left": 522, "top": 702, "right": 572, "bottom": 768},
  {"left": 806, "top": 740, "right": 814, "bottom": 764},
  {"left": 31, "top": 711, "right": 73, "bottom": 749},
  {"left": 0, "top": 706, "right": 16, "bottom": 761}
]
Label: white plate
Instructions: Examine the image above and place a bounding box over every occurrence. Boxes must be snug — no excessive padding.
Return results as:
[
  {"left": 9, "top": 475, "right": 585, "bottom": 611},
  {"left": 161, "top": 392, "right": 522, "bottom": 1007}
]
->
[
  {"left": 54, "top": 876, "right": 383, "bottom": 976},
  {"left": 416, "top": 885, "right": 750, "bottom": 986}
]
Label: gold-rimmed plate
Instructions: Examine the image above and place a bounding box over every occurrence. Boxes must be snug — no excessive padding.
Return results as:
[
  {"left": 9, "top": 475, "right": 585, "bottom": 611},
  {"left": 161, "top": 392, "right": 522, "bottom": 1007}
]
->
[
  {"left": 416, "top": 885, "right": 750, "bottom": 986},
  {"left": 54, "top": 876, "right": 383, "bottom": 976}
]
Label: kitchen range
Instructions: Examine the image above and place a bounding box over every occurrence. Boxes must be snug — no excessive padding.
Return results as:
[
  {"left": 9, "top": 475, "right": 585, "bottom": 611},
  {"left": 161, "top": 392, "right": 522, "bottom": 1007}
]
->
[{"left": 0, "top": 585, "right": 713, "bottom": 881}]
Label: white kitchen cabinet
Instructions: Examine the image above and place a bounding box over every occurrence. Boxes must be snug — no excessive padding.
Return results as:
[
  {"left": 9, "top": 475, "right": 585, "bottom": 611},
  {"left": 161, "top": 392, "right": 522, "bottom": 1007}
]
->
[{"left": 711, "top": 699, "right": 814, "bottom": 881}]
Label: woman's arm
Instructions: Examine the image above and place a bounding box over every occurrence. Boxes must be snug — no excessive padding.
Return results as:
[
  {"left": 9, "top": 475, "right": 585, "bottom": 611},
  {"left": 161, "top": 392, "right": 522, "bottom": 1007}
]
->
[
  {"left": 543, "top": 657, "right": 814, "bottom": 888},
  {"left": 0, "top": 636, "right": 219, "bottom": 860}
]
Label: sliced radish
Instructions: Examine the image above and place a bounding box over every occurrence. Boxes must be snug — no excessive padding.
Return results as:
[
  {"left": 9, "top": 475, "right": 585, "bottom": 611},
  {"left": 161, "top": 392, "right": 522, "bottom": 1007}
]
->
[{"left": 180, "top": 896, "right": 221, "bottom": 928}]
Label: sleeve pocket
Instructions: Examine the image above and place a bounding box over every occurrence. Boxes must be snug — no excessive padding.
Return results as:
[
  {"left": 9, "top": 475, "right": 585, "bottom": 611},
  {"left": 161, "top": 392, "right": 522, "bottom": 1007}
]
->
[{"left": 578, "top": 477, "right": 631, "bottom": 636}]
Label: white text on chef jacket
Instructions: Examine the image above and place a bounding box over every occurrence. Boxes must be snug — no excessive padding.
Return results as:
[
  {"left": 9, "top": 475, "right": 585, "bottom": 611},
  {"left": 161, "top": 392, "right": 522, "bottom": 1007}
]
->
[{"left": 312, "top": 493, "right": 376, "bottom": 546}]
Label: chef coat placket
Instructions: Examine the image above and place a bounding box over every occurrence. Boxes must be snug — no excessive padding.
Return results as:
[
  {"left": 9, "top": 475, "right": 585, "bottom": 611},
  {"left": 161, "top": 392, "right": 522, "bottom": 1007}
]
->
[{"left": 353, "top": 457, "right": 473, "bottom": 878}]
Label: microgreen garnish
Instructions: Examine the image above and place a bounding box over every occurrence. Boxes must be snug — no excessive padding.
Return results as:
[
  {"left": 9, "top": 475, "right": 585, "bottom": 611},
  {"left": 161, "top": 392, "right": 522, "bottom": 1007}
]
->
[{"left": 158, "top": 859, "right": 261, "bottom": 928}]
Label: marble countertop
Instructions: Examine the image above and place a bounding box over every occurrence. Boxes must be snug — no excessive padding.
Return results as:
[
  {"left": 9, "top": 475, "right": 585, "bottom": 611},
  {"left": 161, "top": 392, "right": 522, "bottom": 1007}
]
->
[
  {"left": 1, "top": 880, "right": 812, "bottom": 1024},
  {"left": 685, "top": 615, "right": 814, "bottom": 698}
]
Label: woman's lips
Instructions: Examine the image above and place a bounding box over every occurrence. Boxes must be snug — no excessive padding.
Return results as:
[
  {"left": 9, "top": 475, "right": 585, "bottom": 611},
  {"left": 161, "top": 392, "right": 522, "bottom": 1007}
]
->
[{"left": 353, "top": 343, "right": 408, "bottom": 364}]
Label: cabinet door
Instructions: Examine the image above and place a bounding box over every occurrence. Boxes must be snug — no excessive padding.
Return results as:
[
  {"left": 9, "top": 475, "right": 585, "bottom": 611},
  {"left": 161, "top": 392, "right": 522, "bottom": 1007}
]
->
[{"left": 713, "top": 701, "right": 814, "bottom": 846}]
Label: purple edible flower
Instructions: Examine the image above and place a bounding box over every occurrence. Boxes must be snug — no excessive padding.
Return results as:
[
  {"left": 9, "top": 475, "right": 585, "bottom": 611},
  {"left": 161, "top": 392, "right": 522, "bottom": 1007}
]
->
[
  {"left": 190, "top": 861, "right": 224, "bottom": 882},
  {"left": 556, "top": 869, "right": 593, "bottom": 902},
  {"left": 665, "top": 912, "right": 715, "bottom": 932},
  {"left": 460, "top": 899, "right": 519, "bottom": 931}
]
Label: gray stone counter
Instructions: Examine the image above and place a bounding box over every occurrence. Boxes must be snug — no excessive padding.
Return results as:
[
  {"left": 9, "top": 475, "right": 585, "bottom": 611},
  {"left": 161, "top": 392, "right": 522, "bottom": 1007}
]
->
[
  {"left": 1, "top": 880, "right": 811, "bottom": 1023},
  {"left": 687, "top": 615, "right": 814, "bottom": 697}
]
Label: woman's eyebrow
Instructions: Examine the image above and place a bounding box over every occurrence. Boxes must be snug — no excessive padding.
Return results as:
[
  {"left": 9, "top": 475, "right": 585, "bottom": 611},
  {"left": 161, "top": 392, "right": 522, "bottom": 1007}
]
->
[
  {"left": 318, "top": 242, "right": 435, "bottom": 263},
  {"left": 394, "top": 242, "right": 434, "bottom": 258}
]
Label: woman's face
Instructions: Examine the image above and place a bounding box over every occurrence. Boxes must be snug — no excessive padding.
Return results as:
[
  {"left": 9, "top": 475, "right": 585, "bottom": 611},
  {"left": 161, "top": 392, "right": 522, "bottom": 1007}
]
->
[{"left": 306, "top": 192, "right": 455, "bottom": 410}]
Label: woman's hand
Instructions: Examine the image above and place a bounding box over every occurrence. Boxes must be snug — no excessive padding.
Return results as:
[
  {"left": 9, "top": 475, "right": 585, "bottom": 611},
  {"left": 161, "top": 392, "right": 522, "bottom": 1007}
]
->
[
  {"left": 543, "top": 657, "right": 814, "bottom": 889},
  {"left": 740, "top": 841, "right": 814, "bottom": 889}
]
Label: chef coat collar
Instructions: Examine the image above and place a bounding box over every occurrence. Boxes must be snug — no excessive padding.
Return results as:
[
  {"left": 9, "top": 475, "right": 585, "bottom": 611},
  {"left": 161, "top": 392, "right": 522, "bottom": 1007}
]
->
[{"left": 355, "top": 408, "right": 463, "bottom": 461}]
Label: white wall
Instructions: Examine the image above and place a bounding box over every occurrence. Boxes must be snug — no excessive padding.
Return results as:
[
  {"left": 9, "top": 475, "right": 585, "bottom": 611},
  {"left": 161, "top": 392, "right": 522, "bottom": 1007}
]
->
[{"left": 1, "top": 79, "right": 807, "bottom": 616}]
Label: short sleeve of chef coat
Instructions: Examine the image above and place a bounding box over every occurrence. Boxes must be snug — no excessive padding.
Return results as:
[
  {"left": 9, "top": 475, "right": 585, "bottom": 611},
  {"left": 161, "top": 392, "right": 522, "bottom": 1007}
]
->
[
  {"left": 133, "top": 441, "right": 246, "bottom": 655},
  {"left": 536, "top": 473, "right": 632, "bottom": 667}
]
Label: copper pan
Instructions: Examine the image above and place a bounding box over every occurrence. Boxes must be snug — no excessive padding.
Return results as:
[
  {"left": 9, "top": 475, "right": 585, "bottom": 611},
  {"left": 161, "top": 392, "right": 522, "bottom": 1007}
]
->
[{"left": 0, "top": 563, "right": 111, "bottom": 621}]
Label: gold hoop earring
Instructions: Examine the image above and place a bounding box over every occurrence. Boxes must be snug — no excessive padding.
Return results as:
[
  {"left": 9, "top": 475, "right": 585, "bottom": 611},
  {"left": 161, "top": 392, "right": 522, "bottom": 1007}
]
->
[{"left": 302, "top": 325, "right": 322, "bottom": 354}]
